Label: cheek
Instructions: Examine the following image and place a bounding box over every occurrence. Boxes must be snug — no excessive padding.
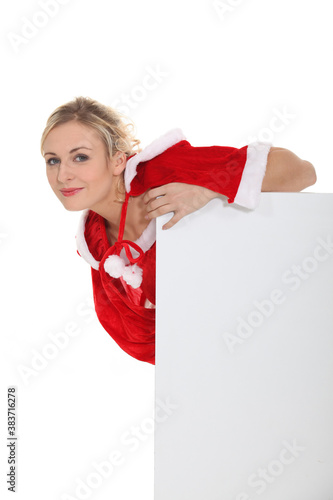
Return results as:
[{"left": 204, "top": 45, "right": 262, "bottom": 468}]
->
[
  {"left": 46, "top": 169, "right": 56, "bottom": 186},
  {"left": 46, "top": 170, "right": 63, "bottom": 196},
  {"left": 85, "top": 168, "right": 113, "bottom": 186}
]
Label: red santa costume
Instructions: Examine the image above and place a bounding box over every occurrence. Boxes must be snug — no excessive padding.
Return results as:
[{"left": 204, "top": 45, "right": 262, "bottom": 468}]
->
[{"left": 75, "top": 129, "right": 271, "bottom": 364}]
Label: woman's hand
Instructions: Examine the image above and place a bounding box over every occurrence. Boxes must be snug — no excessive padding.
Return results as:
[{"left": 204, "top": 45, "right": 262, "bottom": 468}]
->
[{"left": 143, "top": 183, "right": 220, "bottom": 230}]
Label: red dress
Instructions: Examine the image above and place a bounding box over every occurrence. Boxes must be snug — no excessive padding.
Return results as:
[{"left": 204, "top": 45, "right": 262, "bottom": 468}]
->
[{"left": 75, "top": 129, "right": 271, "bottom": 364}]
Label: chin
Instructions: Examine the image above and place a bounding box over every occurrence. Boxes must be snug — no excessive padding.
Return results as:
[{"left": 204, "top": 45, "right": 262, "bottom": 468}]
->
[
  {"left": 61, "top": 201, "right": 89, "bottom": 212},
  {"left": 63, "top": 206, "right": 83, "bottom": 212}
]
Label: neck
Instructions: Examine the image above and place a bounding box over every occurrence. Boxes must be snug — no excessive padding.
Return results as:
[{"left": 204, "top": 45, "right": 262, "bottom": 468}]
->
[
  {"left": 91, "top": 191, "right": 148, "bottom": 244},
  {"left": 91, "top": 195, "right": 124, "bottom": 233}
]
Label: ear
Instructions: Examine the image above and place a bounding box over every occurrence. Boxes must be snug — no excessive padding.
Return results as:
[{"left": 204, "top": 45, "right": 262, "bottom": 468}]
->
[{"left": 109, "top": 152, "right": 127, "bottom": 176}]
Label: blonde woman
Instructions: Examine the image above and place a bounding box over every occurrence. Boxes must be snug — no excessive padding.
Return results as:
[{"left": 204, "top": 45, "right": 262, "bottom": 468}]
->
[{"left": 41, "top": 96, "right": 316, "bottom": 364}]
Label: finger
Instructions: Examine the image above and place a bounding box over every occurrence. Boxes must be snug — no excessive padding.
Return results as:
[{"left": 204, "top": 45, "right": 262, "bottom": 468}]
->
[
  {"left": 145, "top": 204, "right": 174, "bottom": 220},
  {"left": 146, "top": 196, "right": 170, "bottom": 213},
  {"left": 162, "top": 211, "right": 183, "bottom": 230},
  {"left": 143, "top": 186, "right": 167, "bottom": 204}
]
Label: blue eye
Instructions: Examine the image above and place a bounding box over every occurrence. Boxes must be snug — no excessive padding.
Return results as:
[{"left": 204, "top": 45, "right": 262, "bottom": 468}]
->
[
  {"left": 46, "top": 158, "right": 59, "bottom": 166},
  {"left": 75, "top": 155, "right": 88, "bottom": 162}
]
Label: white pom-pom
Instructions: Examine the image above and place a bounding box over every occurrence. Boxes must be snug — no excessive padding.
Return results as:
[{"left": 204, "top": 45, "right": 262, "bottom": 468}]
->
[
  {"left": 122, "top": 264, "right": 143, "bottom": 289},
  {"left": 104, "top": 255, "right": 125, "bottom": 278}
]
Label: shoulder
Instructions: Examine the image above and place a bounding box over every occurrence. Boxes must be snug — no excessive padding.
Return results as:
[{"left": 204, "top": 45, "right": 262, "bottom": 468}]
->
[{"left": 124, "top": 129, "right": 188, "bottom": 192}]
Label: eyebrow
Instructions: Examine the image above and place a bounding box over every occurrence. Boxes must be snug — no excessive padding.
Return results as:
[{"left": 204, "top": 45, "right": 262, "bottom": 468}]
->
[{"left": 44, "top": 146, "right": 92, "bottom": 156}]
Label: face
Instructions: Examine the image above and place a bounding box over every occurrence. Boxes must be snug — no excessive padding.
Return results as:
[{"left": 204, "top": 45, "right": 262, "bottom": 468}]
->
[{"left": 43, "top": 121, "right": 125, "bottom": 212}]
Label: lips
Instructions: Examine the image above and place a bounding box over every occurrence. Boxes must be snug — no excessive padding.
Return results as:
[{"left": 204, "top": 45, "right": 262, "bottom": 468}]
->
[{"left": 60, "top": 188, "right": 84, "bottom": 197}]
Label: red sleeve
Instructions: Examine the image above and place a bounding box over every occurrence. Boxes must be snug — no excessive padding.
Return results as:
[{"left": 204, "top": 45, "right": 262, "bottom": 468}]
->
[{"left": 130, "top": 140, "right": 271, "bottom": 209}]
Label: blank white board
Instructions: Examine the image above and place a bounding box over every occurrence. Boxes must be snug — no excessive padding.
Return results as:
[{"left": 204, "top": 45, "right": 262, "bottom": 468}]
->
[{"left": 155, "top": 193, "right": 333, "bottom": 500}]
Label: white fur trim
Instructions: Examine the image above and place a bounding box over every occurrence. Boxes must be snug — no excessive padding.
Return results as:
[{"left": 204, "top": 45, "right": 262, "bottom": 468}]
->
[
  {"left": 124, "top": 128, "right": 187, "bottom": 192},
  {"left": 75, "top": 209, "right": 100, "bottom": 270},
  {"left": 234, "top": 142, "right": 272, "bottom": 209},
  {"left": 76, "top": 214, "right": 156, "bottom": 270},
  {"left": 135, "top": 218, "right": 156, "bottom": 252}
]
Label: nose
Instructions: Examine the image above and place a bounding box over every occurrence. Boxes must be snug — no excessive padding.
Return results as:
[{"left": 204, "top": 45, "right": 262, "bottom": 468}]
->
[{"left": 57, "top": 161, "right": 75, "bottom": 183}]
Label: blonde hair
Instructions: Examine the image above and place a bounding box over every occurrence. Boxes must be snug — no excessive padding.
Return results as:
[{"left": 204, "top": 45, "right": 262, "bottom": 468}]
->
[{"left": 40, "top": 96, "right": 141, "bottom": 200}]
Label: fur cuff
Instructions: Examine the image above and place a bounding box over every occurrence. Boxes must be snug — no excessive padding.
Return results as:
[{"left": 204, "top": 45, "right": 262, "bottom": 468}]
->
[{"left": 234, "top": 142, "right": 272, "bottom": 209}]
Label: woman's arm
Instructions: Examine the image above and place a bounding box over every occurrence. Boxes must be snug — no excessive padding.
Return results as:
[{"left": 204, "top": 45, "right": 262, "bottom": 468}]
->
[
  {"left": 143, "top": 147, "right": 317, "bottom": 230},
  {"left": 261, "top": 147, "right": 316, "bottom": 192}
]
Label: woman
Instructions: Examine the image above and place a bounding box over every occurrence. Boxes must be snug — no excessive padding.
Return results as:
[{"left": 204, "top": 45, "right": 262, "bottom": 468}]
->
[{"left": 41, "top": 96, "right": 316, "bottom": 364}]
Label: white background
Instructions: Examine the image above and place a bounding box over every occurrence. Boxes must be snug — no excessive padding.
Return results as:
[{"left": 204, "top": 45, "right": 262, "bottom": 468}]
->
[{"left": 0, "top": 1, "right": 332, "bottom": 499}]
